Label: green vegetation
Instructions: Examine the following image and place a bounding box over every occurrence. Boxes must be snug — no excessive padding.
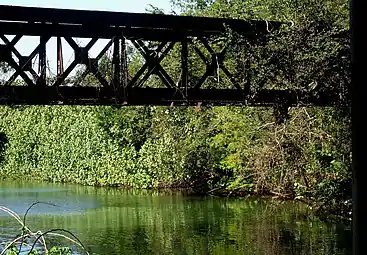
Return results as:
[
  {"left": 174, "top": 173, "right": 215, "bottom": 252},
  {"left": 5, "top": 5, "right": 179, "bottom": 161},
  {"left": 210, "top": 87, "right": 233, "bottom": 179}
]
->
[{"left": 0, "top": 0, "right": 350, "bottom": 221}]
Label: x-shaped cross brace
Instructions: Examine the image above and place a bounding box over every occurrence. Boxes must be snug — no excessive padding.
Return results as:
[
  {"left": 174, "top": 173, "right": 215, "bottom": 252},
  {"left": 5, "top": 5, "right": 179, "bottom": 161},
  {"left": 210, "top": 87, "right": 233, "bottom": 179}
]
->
[
  {"left": 72, "top": 38, "right": 115, "bottom": 87},
  {"left": 53, "top": 37, "right": 109, "bottom": 87},
  {"left": 1, "top": 35, "right": 50, "bottom": 86},
  {"left": 0, "top": 35, "right": 40, "bottom": 82},
  {"left": 128, "top": 40, "right": 175, "bottom": 89},
  {"left": 193, "top": 37, "right": 241, "bottom": 90}
]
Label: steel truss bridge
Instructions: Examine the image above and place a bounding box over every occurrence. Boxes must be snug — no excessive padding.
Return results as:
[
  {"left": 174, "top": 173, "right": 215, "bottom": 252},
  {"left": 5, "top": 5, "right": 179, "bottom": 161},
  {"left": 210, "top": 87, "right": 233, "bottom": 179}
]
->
[{"left": 0, "top": 5, "right": 341, "bottom": 107}]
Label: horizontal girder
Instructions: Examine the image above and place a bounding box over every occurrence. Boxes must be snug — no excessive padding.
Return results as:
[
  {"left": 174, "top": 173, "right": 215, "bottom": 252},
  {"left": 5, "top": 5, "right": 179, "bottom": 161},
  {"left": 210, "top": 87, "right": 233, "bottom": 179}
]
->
[
  {"left": 0, "top": 5, "right": 283, "bottom": 39},
  {"left": 0, "top": 21, "right": 220, "bottom": 41}
]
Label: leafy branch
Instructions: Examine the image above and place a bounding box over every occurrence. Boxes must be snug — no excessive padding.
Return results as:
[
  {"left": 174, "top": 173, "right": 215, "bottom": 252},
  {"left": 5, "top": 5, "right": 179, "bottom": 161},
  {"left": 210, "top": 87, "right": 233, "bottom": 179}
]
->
[{"left": 0, "top": 203, "right": 89, "bottom": 255}]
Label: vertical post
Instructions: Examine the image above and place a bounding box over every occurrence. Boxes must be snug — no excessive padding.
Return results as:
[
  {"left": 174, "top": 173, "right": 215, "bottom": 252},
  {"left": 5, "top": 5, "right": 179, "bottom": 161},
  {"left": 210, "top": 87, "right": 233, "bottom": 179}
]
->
[
  {"left": 57, "top": 37, "right": 64, "bottom": 77},
  {"left": 112, "top": 36, "right": 120, "bottom": 89},
  {"left": 38, "top": 36, "right": 47, "bottom": 86},
  {"left": 121, "top": 37, "right": 128, "bottom": 88},
  {"left": 181, "top": 39, "right": 188, "bottom": 91}
]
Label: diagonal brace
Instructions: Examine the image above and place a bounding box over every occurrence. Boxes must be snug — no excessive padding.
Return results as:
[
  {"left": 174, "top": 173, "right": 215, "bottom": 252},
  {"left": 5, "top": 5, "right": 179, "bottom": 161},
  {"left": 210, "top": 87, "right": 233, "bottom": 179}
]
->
[
  {"left": 5, "top": 36, "right": 50, "bottom": 86},
  {"left": 195, "top": 37, "right": 241, "bottom": 90},
  {"left": 0, "top": 35, "right": 40, "bottom": 81},
  {"left": 126, "top": 41, "right": 167, "bottom": 89},
  {"left": 73, "top": 38, "right": 114, "bottom": 87},
  {"left": 132, "top": 40, "right": 176, "bottom": 88},
  {"left": 54, "top": 37, "right": 106, "bottom": 86}
]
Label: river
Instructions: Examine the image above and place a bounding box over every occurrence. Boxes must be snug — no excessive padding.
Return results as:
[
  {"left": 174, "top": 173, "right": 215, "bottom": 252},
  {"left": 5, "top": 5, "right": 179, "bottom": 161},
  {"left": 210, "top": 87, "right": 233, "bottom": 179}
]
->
[{"left": 0, "top": 181, "right": 352, "bottom": 255}]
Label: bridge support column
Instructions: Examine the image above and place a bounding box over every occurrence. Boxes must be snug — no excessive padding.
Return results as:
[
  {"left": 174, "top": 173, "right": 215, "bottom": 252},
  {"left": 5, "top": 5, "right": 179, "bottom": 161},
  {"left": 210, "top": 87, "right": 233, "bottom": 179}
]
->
[
  {"left": 120, "top": 37, "right": 128, "bottom": 88},
  {"left": 112, "top": 36, "right": 120, "bottom": 89},
  {"left": 37, "top": 36, "right": 47, "bottom": 86},
  {"left": 56, "top": 36, "right": 64, "bottom": 77}
]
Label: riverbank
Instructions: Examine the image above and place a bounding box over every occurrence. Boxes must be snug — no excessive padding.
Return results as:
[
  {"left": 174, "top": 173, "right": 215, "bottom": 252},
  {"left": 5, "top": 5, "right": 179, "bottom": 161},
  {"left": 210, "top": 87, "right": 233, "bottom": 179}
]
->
[
  {"left": 158, "top": 185, "right": 352, "bottom": 224},
  {"left": 0, "top": 105, "right": 351, "bottom": 223},
  {"left": 4, "top": 176, "right": 352, "bottom": 225},
  {"left": 110, "top": 179, "right": 353, "bottom": 224}
]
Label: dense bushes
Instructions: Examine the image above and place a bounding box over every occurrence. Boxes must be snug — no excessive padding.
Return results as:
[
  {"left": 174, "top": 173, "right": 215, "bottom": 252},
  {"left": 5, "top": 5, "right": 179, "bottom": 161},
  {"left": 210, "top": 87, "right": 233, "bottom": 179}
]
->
[
  {"left": 0, "top": 106, "right": 137, "bottom": 186},
  {"left": 0, "top": 104, "right": 351, "bottom": 220}
]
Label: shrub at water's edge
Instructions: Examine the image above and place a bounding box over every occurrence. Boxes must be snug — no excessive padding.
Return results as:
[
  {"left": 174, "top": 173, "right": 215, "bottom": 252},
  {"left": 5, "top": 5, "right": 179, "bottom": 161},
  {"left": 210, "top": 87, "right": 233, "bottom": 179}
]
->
[
  {"left": 0, "top": 106, "right": 137, "bottom": 187},
  {"left": 0, "top": 203, "right": 88, "bottom": 255},
  {"left": 0, "top": 105, "right": 351, "bottom": 222}
]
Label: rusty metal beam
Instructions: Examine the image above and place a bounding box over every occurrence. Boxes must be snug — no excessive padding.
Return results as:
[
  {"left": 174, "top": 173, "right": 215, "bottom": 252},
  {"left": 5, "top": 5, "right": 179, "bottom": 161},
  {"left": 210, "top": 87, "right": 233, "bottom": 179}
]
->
[{"left": 56, "top": 37, "right": 64, "bottom": 76}]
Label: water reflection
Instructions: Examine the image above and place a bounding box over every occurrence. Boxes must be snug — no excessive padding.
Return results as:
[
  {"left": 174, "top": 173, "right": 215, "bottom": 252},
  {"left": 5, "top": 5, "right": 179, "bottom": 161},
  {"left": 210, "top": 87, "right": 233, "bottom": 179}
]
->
[
  {"left": 0, "top": 182, "right": 98, "bottom": 215},
  {"left": 0, "top": 181, "right": 352, "bottom": 255}
]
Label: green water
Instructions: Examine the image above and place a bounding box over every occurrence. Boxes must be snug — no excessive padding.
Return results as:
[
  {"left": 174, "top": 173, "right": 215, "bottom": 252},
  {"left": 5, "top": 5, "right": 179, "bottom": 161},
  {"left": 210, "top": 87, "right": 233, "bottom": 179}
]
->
[{"left": 0, "top": 181, "right": 352, "bottom": 255}]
